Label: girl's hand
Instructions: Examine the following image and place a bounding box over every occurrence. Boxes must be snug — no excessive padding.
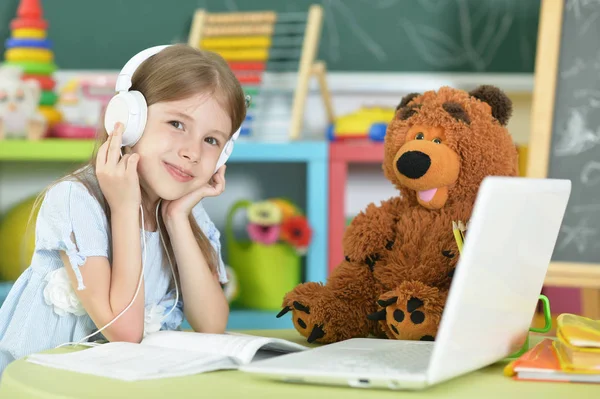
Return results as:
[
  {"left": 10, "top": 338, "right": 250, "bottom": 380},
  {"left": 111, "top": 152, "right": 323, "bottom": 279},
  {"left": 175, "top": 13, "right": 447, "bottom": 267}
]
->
[
  {"left": 162, "top": 165, "right": 226, "bottom": 225},
  {"left": 96, "top": 123, "right": 141, "bottom": 212}
]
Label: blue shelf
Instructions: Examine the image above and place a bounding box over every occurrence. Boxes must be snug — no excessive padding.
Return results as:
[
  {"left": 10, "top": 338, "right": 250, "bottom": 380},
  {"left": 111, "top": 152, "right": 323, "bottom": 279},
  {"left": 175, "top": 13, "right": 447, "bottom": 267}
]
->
[
  {"left": 0, "top": 281, "right": 12, "bottom": 306},
  {"left": 230, "top": 140, "right": 327, "bottom": 162},
  {"left": 182, "top": 309, "right": 293, "bottom": 331}
]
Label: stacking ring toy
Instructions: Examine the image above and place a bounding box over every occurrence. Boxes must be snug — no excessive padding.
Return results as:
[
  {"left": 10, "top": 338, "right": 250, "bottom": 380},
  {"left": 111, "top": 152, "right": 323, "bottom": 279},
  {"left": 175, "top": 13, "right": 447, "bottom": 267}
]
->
[
  {"left": 12, "top": 28, "right": 46, "bottom": 39},
  {"left": 5, "top": 38, "right": 52, "bottom": 49},
  {"left": 4, "top": 61, "right": 56, "bottom": 75},
  {"left": 5, "top": 48, "right": 53, "bottom": 63},
  {"left": 11, "top": 18, "right": 48, "bottom": 31}
]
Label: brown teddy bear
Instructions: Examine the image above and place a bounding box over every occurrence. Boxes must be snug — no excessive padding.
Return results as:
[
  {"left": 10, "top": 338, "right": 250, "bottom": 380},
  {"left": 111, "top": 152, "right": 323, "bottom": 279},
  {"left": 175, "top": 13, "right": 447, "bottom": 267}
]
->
[{"left": 277, "top": 85, "right": 519, "bottom": 344}]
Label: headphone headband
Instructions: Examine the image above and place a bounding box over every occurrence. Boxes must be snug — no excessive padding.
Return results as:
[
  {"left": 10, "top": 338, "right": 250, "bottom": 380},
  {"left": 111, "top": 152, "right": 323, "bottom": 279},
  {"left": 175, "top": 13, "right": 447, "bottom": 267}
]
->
[{"left": 115, "top": 45, "right": 171, "bottom": 93}]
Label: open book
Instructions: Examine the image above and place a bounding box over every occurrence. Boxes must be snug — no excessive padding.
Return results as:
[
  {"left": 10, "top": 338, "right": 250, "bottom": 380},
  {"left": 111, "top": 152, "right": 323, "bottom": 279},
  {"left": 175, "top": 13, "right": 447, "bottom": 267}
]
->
[{"left": 26, "top": 330, "right": 308, "bottom": 381}]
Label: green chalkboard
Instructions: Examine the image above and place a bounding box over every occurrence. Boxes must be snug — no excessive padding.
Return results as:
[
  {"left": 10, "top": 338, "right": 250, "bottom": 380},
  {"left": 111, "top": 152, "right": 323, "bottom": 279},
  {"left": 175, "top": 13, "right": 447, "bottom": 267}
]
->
[{"left": 0, "top": 0, "right": 540, "bottom": 72}]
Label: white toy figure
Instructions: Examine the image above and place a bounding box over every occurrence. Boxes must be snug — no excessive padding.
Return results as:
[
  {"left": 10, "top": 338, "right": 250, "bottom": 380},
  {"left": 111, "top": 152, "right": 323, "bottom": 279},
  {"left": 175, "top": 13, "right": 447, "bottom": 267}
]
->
[{"left": 0, "top": 65, "right": 47, "bottom": 140}]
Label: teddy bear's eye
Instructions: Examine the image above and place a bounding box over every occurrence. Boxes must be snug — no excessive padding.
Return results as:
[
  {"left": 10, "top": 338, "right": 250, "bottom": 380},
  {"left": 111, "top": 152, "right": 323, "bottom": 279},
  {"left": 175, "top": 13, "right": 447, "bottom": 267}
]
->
[
  {"left": 415, "top": 132, "right": 425, "bottom": 140},
  {"left": 432, "top": 138, "right": 442, "bottom": 144}
]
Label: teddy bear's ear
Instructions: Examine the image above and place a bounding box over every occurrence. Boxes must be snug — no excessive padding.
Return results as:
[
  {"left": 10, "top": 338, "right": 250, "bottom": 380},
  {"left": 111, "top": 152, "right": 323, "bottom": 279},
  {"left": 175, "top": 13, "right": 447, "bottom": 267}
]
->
[
  {"left": 396, "top": 92, "right": 422, "bottom": 120},
  {"left": 468, "top": 85, "right": 512, "bottom": 126},
  {"left": 396, "top": 92, "right": 420, "bottom": 111}
]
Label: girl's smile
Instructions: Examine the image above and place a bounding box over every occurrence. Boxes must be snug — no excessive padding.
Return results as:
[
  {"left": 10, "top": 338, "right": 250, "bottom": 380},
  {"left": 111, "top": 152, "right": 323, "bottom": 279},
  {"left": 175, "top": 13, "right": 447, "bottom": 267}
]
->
[{"left": 163, "top": 161, "right": 195, "bottom": 182}]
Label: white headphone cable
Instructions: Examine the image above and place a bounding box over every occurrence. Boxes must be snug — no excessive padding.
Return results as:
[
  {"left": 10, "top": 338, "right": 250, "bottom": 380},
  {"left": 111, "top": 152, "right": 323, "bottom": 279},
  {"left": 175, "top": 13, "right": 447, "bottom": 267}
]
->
[{"left": 156, "top": 198, "right": 179, "bottom": 322}]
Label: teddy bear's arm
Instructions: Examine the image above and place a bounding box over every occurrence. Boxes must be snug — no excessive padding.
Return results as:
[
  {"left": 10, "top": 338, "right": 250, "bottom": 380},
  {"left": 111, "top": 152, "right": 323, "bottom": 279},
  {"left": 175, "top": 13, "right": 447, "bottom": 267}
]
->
[{"left": 342, "top": 196, "right": 406, "bottom": 270}]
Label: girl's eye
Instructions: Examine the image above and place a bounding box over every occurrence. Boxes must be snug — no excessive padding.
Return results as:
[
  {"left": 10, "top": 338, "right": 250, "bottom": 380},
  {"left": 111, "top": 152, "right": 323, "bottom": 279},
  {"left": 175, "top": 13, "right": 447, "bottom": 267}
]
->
[
  {"left": 433, "top": 138, "right": 442, "bottom": 144},
  {"left": 415, "top": 132, "right": 425, "bottom": 140},
  {"left": 169, "top": 121, "right": 184, "bottom": 130},
  {"left": 205, "top": 137, "right": 219, "bottom": 146}
]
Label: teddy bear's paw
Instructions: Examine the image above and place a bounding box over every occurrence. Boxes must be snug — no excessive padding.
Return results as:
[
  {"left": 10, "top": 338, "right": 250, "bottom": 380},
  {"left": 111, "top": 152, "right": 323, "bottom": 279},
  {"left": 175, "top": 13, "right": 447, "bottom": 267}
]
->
[
  {"left": 367, "top": 284, "right": 447, "bottom": 341},
  {"left": 277, "top": 299, "right": 324, "bottom": 342},
  {"left": 344, "top": 238, "right": 395, "bottom": 273},
  {"left": 342, "top": 205, "right": 399, "bottom": 270},
  {"left": 276, "top": 282, "right": 334, "bottom": 344},
  {"left": 277, "top": 283, "right": 374, "bottom": 344}
]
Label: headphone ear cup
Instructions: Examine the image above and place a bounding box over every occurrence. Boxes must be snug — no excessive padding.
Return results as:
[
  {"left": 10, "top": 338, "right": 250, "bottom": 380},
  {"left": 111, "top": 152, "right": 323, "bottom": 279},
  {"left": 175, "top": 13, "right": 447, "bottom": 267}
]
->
[
  {"left": 126, "top": 91, "right": 148, "bottom": 147},
  {"left": 103, "top": 91, "right": 148, "bottom": 147},
  {"left": 214, "top": 139, "right": 234, "bottom": 173}
]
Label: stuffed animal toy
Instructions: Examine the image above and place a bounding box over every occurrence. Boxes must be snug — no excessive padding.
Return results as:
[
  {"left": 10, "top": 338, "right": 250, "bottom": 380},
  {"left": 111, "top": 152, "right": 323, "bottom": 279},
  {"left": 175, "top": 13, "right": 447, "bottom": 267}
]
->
[
  {"left": 277, "top": 85, "right": 519, "bottom": 344},
  {"left": 0, "top": 65, "right": 46, "bottom": 140}
]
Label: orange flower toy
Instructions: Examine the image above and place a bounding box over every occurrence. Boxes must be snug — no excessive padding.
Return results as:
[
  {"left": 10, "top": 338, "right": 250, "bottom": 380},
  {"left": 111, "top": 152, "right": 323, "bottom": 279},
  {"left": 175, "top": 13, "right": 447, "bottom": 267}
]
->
[{"left": 281, "top": 215, "right": 312, "bottom": 255}]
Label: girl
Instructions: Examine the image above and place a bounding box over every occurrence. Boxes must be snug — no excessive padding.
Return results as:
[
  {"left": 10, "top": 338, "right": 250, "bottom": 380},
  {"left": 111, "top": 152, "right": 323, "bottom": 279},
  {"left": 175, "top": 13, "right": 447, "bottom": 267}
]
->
[{"left": 0, "top": 44, "right": 247, "bottom": 375}]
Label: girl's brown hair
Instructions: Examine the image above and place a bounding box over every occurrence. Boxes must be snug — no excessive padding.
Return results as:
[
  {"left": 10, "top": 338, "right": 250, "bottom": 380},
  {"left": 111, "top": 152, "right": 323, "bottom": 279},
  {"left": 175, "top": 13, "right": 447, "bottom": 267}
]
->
[{"left": 27, "top": 44, "right": 246, "bottom": 283}]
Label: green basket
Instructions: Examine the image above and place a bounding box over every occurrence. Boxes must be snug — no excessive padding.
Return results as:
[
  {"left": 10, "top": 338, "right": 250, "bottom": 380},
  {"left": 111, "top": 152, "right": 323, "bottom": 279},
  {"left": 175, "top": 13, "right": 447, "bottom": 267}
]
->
[{"left": 226, "top": 200, "right": 301, "bottom": 310}]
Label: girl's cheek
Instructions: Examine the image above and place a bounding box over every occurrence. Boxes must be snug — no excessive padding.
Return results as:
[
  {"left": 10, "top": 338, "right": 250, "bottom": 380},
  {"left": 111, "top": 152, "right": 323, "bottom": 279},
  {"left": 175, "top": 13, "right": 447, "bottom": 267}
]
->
[{"left": 136, "top": 157, "right": 152, "bottom": 181}]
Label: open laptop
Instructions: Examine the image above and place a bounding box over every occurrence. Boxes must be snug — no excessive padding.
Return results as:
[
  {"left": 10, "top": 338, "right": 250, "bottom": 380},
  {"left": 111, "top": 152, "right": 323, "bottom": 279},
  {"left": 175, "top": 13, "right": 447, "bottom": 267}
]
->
[{"left": 240, "top": 176, "right": 571, "bottom": 390}]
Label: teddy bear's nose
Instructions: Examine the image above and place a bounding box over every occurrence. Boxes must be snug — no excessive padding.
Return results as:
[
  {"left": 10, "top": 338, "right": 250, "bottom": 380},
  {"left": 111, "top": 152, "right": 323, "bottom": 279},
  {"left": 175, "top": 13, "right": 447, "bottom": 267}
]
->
[{"left": 396, "top": 151, "right": 431, "bottom": 179}]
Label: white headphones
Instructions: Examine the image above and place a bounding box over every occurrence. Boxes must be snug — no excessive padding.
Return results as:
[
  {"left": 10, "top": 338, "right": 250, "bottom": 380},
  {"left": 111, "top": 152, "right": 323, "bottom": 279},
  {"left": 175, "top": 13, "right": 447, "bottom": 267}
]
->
[{"left": 104, "top": 44, "right": 240, "bottom": 174}]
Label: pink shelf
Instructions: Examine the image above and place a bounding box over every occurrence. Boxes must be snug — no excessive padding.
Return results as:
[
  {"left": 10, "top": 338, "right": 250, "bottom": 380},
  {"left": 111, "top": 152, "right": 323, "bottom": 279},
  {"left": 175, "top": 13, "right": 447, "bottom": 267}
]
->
[
  {"left": 328, "top": 141, "right": 384, "bottom": 273},
  {"left": 330, "top": 140, "right": 385, "bottom": 162}
]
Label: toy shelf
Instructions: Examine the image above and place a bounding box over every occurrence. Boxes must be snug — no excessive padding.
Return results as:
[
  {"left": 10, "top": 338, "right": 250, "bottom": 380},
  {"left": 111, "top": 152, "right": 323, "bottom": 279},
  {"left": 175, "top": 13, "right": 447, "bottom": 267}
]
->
[
  {"left": 328, "top": 140, "right": 385, "bottom": 272},
  {"left": 0, "top": 138, "right": 328, "bottom": 330}
]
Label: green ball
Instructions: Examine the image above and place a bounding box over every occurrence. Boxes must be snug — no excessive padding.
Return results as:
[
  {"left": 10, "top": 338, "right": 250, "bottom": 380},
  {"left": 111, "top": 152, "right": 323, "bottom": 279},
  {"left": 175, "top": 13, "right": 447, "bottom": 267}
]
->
[{"left": 0, "top": 196, "right": 41, "bottom": 281}]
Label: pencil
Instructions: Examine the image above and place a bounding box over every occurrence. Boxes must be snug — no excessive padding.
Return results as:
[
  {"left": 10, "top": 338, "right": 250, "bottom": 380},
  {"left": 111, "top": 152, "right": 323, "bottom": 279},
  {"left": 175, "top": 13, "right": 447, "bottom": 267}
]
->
[
  {"left": 452, "top": 221, "right": 464, "bottom": 254},
  {"left": 457, "top": 220, "right": 467, "bottom": 243}
]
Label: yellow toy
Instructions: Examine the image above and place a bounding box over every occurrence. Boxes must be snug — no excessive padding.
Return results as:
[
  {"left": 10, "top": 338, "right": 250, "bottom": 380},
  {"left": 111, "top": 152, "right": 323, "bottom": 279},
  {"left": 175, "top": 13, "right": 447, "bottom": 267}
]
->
[
  {"left": 0, "top": 196, "right": 41, "bottom": 281},
  {"left": 327, "top": 106, "right": 395, "bottom": 142}
]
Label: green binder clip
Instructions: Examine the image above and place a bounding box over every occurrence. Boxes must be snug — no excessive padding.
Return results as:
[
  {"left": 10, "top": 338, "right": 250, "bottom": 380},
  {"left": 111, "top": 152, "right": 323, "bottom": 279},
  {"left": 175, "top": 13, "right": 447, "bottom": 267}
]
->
[{"left": 507, "top": 294, "right": 552, "bottom": 359}]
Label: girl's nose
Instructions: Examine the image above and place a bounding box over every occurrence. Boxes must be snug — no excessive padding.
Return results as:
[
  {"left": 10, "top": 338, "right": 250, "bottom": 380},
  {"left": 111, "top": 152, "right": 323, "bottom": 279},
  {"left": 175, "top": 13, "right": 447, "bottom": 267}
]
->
[{"left": 179, "top": 144, "right": 200, "bottom": 164}]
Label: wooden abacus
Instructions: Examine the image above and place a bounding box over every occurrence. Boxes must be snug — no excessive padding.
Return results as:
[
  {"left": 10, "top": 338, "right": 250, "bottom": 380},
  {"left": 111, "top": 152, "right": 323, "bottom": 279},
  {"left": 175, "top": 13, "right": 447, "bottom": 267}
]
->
[{"left": 187, "top": 5, "right": 334, "bottom": 140}]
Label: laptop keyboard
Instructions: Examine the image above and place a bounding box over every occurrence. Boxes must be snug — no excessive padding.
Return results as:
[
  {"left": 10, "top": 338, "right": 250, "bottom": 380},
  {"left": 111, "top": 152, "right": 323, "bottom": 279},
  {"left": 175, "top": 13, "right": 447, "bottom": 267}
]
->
[{"left": 311, "top": 343, "right": 433, "bottom": 376}]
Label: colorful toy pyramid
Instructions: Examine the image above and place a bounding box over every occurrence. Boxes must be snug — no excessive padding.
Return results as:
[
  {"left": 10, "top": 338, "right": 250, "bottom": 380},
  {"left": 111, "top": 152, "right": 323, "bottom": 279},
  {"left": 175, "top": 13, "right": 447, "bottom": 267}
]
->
[{"left": 3, "top": 0, "right": 62, "bottom": 133}]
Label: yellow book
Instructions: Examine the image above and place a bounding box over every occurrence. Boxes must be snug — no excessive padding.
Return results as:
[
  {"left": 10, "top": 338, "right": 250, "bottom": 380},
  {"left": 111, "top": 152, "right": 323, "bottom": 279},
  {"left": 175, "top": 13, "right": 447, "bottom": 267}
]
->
[
  {"left": 557, "top": 313, "right": 600, "bottom": 348},
  {"left": 553, "top": 338, "right": 600, "bottom": 372}
]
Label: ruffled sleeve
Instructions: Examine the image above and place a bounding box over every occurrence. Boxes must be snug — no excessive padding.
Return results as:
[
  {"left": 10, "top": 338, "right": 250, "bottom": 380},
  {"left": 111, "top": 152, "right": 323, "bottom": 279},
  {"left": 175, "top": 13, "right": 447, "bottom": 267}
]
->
[
  {"left": 35, "top": 180, "right": 110, "bottom": 290},
  {"left": 192, "top": 203, "right": 228, "bottom": 284}
]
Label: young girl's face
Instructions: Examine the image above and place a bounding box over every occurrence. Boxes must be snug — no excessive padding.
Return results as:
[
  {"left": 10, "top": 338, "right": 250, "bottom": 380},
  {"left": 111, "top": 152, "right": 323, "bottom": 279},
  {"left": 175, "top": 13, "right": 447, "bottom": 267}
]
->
[{"left": 131, "top": 94, "right": 232, "bottom": 202}]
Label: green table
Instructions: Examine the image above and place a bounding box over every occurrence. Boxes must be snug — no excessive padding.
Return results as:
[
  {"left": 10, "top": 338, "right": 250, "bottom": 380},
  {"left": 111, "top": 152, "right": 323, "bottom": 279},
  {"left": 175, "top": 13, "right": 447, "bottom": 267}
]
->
[{"left": 0, "top": 330, "right": 595, "bottom": 398}]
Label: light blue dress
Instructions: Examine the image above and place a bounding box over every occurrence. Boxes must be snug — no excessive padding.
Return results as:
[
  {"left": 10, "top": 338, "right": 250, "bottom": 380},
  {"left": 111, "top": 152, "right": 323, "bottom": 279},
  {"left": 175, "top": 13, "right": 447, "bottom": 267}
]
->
[{"left": 0, "top": 179, "right": 227, "bottom": 376}]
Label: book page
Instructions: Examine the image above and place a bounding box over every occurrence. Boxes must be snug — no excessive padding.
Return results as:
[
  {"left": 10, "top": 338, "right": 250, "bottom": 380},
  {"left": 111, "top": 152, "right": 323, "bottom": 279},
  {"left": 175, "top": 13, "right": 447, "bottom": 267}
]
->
[
  {"left": 141, "top": 330, "right": 307, "bottom": 364},
  {"left": 26, "top": 342, "right": 238, "bottom": 381}
]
